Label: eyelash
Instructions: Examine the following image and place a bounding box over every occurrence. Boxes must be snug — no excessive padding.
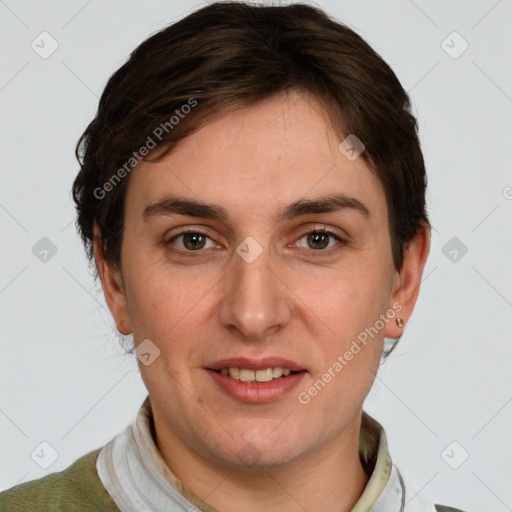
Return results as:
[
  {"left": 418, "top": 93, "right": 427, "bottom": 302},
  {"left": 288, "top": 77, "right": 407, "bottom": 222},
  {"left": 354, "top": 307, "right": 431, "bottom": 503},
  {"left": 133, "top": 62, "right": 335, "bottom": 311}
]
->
[{"left": 165, "top": 227, "right": 346, "bottom": 258}]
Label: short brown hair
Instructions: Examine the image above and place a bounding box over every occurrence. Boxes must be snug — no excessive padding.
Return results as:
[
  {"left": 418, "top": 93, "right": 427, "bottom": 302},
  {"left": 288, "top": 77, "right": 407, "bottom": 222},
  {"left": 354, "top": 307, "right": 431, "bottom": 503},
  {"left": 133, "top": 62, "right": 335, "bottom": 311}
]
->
[{"left": 72, "top": 1, "right": 429, "bottom": 273}]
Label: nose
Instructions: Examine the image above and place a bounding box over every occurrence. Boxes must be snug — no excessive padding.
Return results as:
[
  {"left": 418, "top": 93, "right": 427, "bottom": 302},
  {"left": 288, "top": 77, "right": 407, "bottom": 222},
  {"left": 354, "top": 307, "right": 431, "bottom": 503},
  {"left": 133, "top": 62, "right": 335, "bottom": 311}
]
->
[{"left": 218, "top": 245, "right": 292, "bottom": 342}]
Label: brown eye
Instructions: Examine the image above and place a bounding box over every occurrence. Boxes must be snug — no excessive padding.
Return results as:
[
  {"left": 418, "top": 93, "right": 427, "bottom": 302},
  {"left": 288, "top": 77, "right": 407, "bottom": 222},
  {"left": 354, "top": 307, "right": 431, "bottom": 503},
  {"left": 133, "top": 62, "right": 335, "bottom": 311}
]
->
[
  {"left": 306, "top": 231, "right": 330, "bottom": 249},
  {"left": 167, "top": 231, "right": 214, "bottom": 252},
  {"left": 182, "top": 233, "right": 207, "bottom": 250},
  {"left": 296, "top": 228, "right": 344, "bottom": 251}
]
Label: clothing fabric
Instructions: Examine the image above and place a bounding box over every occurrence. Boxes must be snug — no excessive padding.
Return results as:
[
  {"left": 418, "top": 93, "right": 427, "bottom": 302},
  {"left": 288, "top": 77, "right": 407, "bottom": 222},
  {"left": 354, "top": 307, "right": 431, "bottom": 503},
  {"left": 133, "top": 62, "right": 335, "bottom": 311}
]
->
[{"left": 0, "top": 395, "right": 468, "bottom": 512}]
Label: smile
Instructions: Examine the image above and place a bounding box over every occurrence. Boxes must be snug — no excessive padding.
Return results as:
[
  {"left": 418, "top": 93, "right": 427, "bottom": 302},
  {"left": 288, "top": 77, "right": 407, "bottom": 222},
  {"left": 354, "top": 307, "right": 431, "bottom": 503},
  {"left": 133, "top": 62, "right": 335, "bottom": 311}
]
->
[{"left": 213, "top": 367, "right": 299, "bottom": 383}]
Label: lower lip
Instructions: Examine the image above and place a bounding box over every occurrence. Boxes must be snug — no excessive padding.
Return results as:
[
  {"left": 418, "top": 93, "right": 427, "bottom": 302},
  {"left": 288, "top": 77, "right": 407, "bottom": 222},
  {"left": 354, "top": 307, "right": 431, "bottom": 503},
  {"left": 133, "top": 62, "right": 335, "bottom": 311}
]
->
[{"left": 206, "top": 369, "right": 307, "bottom": 403}]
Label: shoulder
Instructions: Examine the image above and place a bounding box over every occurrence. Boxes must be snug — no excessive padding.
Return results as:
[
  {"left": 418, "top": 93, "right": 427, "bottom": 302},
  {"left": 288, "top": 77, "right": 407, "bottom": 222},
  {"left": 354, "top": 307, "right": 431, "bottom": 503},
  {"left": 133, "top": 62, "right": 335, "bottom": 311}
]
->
[{"left": 0, "top": 447, "right": 119, "bottom": 512}]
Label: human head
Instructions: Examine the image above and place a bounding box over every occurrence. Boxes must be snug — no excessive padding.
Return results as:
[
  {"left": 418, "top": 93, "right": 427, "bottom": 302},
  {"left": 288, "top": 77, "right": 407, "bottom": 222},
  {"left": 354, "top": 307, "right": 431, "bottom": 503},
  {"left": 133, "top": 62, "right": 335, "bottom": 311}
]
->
[{"left": 70, "top": 0, "right": 431, "bottom": 481}]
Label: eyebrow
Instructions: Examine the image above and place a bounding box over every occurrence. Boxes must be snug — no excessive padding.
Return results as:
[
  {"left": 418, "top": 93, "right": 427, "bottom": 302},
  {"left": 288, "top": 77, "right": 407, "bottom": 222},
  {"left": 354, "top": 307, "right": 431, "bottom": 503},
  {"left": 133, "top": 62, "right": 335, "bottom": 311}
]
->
[{"left": 142, "top": 193, "right": 370, "bottom": 223}]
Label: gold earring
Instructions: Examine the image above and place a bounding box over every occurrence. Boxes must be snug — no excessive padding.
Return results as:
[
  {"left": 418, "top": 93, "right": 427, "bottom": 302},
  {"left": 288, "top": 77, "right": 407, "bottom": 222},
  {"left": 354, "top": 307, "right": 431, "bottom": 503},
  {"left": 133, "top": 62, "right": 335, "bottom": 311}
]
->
[{"left": 396, "top": 317, "right": 404, "bottom": 327}]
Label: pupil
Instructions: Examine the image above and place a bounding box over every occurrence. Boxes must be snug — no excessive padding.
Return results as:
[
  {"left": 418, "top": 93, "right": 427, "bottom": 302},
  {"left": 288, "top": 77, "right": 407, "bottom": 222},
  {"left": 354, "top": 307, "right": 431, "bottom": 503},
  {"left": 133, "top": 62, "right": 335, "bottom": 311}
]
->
[
  {"left": 184, "top": 233, "right": 205, "bottom": 250},
  {"left": 308, "top": 232, "right": 328, "bottom": 249}
]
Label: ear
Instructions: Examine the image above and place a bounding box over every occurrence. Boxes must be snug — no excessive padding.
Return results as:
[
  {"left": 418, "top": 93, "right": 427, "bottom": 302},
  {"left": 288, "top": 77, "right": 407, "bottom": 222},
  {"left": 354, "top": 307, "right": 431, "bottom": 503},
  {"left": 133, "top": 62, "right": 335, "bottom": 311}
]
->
[
  {"left": 385, "top": 221, "right": 431, "bottom": 338},
  {"left": 93, "top": 223, "right": 132, "bottom": 335}
]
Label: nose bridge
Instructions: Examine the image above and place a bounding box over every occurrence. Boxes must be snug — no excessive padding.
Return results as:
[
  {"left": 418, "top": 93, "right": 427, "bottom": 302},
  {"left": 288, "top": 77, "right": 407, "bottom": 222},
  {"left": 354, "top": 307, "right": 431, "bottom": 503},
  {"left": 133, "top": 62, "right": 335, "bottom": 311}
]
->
[{"left": 219, "top": 244, "right": 291, "bottom": 340}]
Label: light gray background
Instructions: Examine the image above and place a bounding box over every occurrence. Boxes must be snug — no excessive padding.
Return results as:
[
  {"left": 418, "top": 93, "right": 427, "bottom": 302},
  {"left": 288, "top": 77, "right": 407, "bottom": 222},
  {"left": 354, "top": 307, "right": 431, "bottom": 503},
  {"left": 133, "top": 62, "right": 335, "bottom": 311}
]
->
[{"left": 1, "top": 1, "right": 511, "bottom": 510}]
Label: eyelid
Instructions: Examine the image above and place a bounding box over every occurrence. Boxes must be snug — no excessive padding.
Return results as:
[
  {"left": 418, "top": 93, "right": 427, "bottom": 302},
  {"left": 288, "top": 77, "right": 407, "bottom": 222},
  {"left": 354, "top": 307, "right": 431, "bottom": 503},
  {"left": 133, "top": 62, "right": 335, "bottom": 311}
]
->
[{"left": 164, "top": 226, "right": 216, "bottom": 242}]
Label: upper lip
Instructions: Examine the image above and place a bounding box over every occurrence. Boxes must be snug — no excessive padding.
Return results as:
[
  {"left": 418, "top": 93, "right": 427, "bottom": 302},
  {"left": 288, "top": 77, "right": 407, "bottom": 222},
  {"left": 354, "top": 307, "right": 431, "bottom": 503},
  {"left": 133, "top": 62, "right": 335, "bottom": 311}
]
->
[{"left": 206, "top": 357, "right": 306, "bottom": 372}]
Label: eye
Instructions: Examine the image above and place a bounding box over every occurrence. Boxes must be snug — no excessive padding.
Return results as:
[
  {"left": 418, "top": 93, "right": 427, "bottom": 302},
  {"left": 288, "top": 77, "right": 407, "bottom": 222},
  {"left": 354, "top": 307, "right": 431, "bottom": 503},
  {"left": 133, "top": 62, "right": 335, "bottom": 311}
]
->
[
  {"left": 165, "top": 227, "right": 345, "bottom": 256},
  {"left": 166, "top": 230, "right": 216, "bottom": 252},
  {"left": 295, "top": 227, "right": 345, "bottom": 252}
]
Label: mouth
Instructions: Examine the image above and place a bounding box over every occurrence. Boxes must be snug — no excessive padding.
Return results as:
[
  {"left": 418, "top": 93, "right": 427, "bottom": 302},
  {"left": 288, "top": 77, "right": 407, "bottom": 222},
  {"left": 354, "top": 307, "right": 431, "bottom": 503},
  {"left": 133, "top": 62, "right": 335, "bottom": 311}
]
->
[
  {"left": 209, "top": 367, "right": 304, "bottom": 383},
  {"left": 205, "top": 357, "right": 308, "bottom": 402}
]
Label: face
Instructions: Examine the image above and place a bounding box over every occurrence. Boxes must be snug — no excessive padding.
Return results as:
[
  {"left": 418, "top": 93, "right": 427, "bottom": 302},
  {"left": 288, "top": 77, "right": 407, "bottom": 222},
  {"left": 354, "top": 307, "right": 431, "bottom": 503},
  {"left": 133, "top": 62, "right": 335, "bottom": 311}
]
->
[{"left": 98, "top": 90, "right": 427, "bottom": 471}]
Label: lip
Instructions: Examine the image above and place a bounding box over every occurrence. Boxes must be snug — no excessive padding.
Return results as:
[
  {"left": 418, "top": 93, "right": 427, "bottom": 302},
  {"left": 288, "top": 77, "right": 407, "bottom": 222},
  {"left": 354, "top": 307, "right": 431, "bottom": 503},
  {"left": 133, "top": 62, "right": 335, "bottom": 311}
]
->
[
  {"left": 206, "top": 368, "right": 307, "bottom": 403},
  {"left": 206, "top": 357, "right": 306, "bottom": 372}
]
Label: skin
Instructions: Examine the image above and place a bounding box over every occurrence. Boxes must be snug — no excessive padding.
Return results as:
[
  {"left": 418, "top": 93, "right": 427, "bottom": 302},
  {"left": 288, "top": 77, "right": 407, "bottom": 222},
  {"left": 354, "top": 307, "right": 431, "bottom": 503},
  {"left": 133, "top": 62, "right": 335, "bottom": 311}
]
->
[{"left": 94, "top": 90, "right": 430, "bottom": 512}]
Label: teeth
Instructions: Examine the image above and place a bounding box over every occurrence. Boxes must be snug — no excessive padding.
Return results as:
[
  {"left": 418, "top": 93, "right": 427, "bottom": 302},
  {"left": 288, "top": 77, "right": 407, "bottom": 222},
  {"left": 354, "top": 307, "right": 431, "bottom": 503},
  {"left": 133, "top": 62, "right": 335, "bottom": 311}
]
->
[
  {"left": 255, "top": 368, "right": 273, "bottom": 382},
  {"left": 239, "top": 369, "right": 255, "bottom": 382},
  {"left": 272, "top": 367, "right": 283, "bottom": 378},
  {"left": 229, "top": 367, "right": 240, "bottom": 380},
  {"left": 219, "top": 367, "right": 297, "bottom": 382}
]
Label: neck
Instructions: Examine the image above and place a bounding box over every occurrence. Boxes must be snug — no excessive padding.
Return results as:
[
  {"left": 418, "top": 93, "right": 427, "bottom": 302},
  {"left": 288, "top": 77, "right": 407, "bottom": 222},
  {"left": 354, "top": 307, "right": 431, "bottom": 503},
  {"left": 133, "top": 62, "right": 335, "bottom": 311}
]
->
[{"left": 153, "top": 412, "right": 370, "bottom": 512}]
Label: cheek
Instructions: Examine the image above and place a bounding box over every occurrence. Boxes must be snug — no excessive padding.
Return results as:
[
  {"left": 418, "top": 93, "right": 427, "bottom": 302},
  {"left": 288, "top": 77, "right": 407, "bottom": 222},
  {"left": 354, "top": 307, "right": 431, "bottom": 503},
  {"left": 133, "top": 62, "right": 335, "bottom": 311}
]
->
[
  {"left": 306, "top": 261, "right": 390, "bottom": 382},
  {"left": 321, "top": 264, "right": 390, "bottom": 326},
  {"left": 123, "top": 257, "right": 207, "bottom": 336}
]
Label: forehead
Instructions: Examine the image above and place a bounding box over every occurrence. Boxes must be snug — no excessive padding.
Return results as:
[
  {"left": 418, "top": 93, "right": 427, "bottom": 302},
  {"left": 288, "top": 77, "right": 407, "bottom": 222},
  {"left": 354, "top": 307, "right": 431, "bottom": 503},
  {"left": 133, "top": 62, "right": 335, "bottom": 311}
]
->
[{"left": 126, "top": 91, "right": 387, "bottom": 225}]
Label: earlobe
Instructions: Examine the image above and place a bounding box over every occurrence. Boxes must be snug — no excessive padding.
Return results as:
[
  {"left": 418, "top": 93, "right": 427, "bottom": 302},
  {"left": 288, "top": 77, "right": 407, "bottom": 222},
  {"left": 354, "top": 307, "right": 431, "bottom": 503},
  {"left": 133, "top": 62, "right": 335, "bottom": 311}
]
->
[
  {"left": 93, "top": 224, "right": 132, "bottom": 335},
  {"left": 116, "top": 317, "right": 132, "bottom": 336},
  {"left": 385, "top": 221, "right": 431, "bottom": 339}
]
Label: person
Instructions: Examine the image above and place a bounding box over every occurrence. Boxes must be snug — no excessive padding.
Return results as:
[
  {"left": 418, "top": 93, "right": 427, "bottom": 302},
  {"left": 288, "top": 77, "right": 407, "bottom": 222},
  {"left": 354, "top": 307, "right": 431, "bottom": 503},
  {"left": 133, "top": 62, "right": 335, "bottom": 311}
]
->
[{"left": 0, "top": 2, "right": 470, "bottom": 511}]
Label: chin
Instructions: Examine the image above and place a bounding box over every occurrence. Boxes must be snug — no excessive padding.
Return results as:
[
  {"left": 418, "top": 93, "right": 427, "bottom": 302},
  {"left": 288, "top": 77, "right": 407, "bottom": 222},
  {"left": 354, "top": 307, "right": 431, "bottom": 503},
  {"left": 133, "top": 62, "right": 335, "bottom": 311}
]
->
[{"left": 208, "top": 427, "right": 309, "bottom": 470}]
